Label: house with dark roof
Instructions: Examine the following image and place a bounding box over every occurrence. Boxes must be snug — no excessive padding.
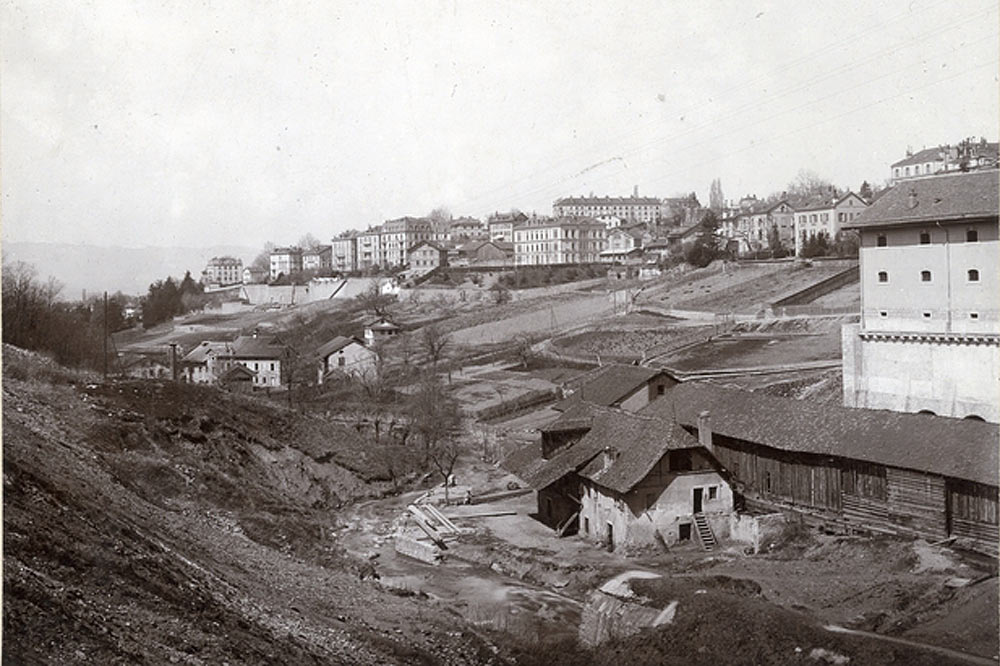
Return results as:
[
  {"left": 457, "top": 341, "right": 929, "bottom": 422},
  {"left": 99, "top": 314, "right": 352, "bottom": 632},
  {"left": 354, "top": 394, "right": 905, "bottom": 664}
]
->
[
  {"left": 841, "top": 169, "right": 999, "bottom": 422},
  {"left": 119, "top": 352, "right": 172, "bottom": 380},
  {"left": 890, "top": 138, "right": 998, "bottom": 185},
  {"left": 406, "top": 240, "right": 449, "bottom": 271},
  {"left": 554, "top": 364, "right": 678, "bottom": 413},
  {"left": 180, "top": 341, "right": 229, "bottom": 384},
  {"left": 791, "top": 190, "right": 868, "bottom": 256},
  {"left": 522, "top": 403, "right": 733, "bottom": 552},
  {"left": 640, "top": 383, "right": 999, "bottom": 553},
  {"left": 316, "top": 335, "right": 375, "bottom": 383},
  {"left": 364, "top": 317, "right": 401, "bottom": 346},
  {"left": 215, "top": 334, "right": 288, "bottom": 388}
]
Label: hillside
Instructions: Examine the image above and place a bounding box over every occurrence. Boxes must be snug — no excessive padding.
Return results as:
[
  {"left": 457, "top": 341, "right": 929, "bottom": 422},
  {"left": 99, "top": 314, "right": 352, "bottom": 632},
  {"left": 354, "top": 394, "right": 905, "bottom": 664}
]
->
[{"left": 2, "top": 345, "right": 500, "bottom": 664}]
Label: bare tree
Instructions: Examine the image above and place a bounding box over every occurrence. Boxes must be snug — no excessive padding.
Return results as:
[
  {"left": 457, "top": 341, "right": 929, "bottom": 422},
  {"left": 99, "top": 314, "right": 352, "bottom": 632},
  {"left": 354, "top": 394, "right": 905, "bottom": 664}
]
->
[
  {"left": 428, "top": 207, "right": 452, "bottom": 224},
  {"left": 408, "top": 377, "right": 463, "bottom": 502},
  {"left": 421, "top": 324, "right": 450, "bottom": 370},
  {"left": 251, "top": 242, "right": 276, "bottom": 271},
  {"left": 297, "top": 233, "right": 322, "bottom": 250},
  {"left": 786, "top": 169, "right": 837, "bottom": 199},
  {"left": 513, "top": 334, "right": 534, "bottom": 369},
  {"left": 356, "top": 279, "right": 396, "bottom": 318}
]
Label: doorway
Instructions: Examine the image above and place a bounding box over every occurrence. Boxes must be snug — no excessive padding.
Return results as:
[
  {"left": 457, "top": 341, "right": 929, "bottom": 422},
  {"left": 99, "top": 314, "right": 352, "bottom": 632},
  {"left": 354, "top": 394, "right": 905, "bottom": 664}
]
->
[
  {"left": 606, "top": 523, "right": 614, "bottom": 552},
  {"left": 693, "top": 487, "right": 703, "bottom": 514}
]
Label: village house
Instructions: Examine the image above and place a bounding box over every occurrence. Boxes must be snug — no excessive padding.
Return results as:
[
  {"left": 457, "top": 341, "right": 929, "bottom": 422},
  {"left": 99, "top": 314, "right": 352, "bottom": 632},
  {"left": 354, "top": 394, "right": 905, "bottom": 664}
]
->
[
  {"left": 201, "top": 256, "right": 243, "bottom": 287},
  {"left": 215, "top": 334, "right": 288, "bottom": 389},
  {"left": 316, "top": 336, "right": 376, "bottom": 383},
  {"left": 841, "top": 170, "right": 999, "bottom": 422},
  {"left": 180, "top": 341, "right": 228, "bottom": 384},
  {"left": 302, "top": 245, "right": 333, "bottom": 273},
  {"left": 457, "top": 240, "right": 514, "bottom": 267},
  {"left": 242, "top": 266, "right": 268, "bottom": 284},
  {"left": 522, "top": 403, "right": 733, "bottom": 552},
  {"left": 890, "top": 137, "right": 998, "bottom": 185},
  {"left": 217, "top": 364, "right": 256, "bottom": 392},
  {"left": 513, "top": 217, "right": 607, "bottom": 266},
  {"left": 599, "top": 227, "right": 646, "bottom": 264},
  {"left": 330, "top": 235, "right": 358, "bottom": 273},
  {"left": 487, "top": 211, "right": 528, "bottom": 242},
  {"left": 665, "top": 220, "right": 702, "bottom": 250},
  {"left": 792, "top": 191, "right": 868, "bottom": 256},
  {"left": 118, "top": 352, "right": 172, "bottom": 380},
  {"left": 555, "top": 364, "right": 678, "bottom": 413},
  {"left": 641, "top": 382, "right": 999, "bottom": 554},
  {"left": 269, "top": 246, "right": 303, "bottom": 281},
  {"left": 364, "top": 317, "right": 401, "bottom": 346},
  {"left": 407, "top": 240, "right": 449, "bottom": 270}
]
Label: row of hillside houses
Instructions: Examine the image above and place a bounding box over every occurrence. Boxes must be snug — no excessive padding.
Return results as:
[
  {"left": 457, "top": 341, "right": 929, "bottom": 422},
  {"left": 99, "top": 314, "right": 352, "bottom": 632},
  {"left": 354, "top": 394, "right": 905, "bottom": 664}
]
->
[
  {"left": 119, "top": 318, "right": 402, "bottom": 389},
  {"left": 508, "top": 365, "right": 998, "bottom": 555}
]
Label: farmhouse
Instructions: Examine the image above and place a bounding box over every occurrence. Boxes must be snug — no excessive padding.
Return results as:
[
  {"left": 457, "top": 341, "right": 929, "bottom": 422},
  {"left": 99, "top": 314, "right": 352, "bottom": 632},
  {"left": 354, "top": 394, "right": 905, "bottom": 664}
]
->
[
  {"left": 555, "top": 364, "right": 678, "bottom": 413},
  {"left": 522, "top": 403, "right": 733, "bottom": 552},
  {"left": 641, "top": 382, "right": 999, "bottom": 553},
  {"left": 215, "top": 334, "right": 288, "bottom": 389},
  {"left": 316, "top": 336, "right": 376, "bottom": 383},
  {"left": 180, "top": 341, "right": 228, "bottom": 384}
]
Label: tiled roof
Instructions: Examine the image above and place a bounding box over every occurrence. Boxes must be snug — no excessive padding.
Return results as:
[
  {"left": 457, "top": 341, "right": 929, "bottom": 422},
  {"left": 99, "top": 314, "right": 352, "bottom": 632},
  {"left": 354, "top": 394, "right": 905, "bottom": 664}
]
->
[
  {"left": 219, "top": 364, "right": 256, "bottom": 381},
  {"left": 225, "top": 335, "right": 287, "bottom": 360},
  {"left": 316, "top": 336, "right": 364, "bottom": 359},
  {"left": 640, "top": 383, "right": 998, "bottom": 486},
  {"left": 554, "top": 196, "right": 661, "bottom": 206},
  {"left": 181, "top": 341, "right": 229, "bottom": 364},
  {"left": 575, "top": 411, "right": 699, "bottom": 494},
  {"left": 666, "top": 221, "right": 702, "bottom": 239},
  {"left": 553, "top": 364, "right": 666, "bottom": 412},
  {"left": 843, "top": 170, "right": 999, "bottom": 229},
  {"left": 408, "top": 240, "right": 447, "bottom": 253},
  {"left": 891, "top": 146, "right": 944, "bottom": 168}
]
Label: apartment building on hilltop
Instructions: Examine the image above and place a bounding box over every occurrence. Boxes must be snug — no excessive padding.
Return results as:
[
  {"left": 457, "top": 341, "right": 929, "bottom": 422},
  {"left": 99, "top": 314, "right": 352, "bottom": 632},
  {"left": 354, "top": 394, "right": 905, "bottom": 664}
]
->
[
  {"left": 201, "top": 256, "right": 243, "bottom": 287},
  {"left": 330, "top": 235, "right": 358, "bottom": 273},
  {"left": 269, "top": 247, "right": 303, "bottom": 281},
  {"left": 513, "top": 217, "right": 606, "bottom": 266},
  {"left": 792, "top": 191, "right": 867, "bottom": 256},
  {"left": 890, "top": 138, "right": 998, "bottom": 186},
  {"left": 841, "top": 170, "right": 999, "bottom": 422}
]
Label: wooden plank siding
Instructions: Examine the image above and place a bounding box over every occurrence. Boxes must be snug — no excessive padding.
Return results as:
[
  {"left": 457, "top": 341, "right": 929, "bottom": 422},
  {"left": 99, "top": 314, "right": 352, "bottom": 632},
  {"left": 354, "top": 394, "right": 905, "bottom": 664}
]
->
[{"left": 706, "top": 432, "right": 997, "bottom": 552}]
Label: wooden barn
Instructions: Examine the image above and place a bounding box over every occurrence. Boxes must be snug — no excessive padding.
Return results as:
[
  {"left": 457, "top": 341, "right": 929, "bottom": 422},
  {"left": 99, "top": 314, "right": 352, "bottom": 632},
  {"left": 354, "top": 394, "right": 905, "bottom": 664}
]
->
[{"left": 641, "top": 383, "right": 999, "bottom": 553}]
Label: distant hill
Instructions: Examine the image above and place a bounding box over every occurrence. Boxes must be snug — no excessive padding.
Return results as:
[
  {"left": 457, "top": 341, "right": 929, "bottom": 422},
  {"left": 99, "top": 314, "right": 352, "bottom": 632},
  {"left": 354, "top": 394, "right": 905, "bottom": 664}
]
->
[{"left": 2, "top": 242, "right": 260, "bottom": 298}]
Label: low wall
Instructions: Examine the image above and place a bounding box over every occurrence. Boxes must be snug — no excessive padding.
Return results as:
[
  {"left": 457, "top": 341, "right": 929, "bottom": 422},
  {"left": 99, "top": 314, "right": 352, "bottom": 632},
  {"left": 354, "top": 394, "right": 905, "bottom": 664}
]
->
[
  {"left": 729, "top": 512, "right": 787, "bottom": 554},
  {"left": 771, "top": 265, "right": 859, "bottom": 307},
  {"left": 394, "top": 534, "right": 443, "bottom": 564},
  {"left": 578, "top": 591, "right": 668, "bottom": 647}
]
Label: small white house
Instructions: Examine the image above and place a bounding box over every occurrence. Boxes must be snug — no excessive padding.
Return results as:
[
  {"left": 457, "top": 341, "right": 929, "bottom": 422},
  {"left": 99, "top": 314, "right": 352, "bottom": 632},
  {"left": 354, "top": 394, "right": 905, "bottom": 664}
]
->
[{"left": 316, "top": 336, "right": 377, "bottom": 383}]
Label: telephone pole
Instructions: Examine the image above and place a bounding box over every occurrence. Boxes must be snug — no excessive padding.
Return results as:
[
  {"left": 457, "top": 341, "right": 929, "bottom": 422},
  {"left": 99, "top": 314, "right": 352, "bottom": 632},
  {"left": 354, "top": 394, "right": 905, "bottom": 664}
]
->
[{"left": 103, "top": 292, "right": 109, "bottom": 379}]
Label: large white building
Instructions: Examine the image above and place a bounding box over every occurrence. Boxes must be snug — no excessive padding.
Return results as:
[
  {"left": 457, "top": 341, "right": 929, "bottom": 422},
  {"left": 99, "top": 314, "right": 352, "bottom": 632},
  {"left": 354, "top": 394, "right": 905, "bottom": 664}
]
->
[
  {"left": 201, "top": 256, "right": 243, "bottom": 286},
  {"left": 890, "top": 138, "right": 998, "bottom": 186},
  {"left": 513, "top": 218, "right": 606, "bottom": 266},
  {"left": 553, "top": 192, "right": 663, "bottom": 224},
  {"left": 841, "top": 170, "right": 999, "bottom": 422}
]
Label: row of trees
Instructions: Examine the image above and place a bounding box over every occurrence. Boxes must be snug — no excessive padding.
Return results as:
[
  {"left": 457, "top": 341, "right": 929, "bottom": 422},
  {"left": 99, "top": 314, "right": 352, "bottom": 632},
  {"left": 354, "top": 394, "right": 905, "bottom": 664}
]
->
[
  {"left": 142, "top": 271, "right": 207, "bottom": 329},
  {"left": 2, "top": 261, "right": 129, "bottom": 369}
]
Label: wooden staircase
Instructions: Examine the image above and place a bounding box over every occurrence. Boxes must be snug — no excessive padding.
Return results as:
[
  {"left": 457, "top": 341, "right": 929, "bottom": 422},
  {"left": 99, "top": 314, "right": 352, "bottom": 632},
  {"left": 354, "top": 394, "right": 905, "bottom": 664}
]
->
[{"left": 693, "top": 513, "right": 717, "bottom": 551}]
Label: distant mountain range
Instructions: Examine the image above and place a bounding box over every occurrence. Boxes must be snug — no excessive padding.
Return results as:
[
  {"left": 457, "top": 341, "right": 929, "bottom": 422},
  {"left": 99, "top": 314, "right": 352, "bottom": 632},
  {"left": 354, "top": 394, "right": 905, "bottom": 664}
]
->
[{"left": 3, "top": 242, "right": 260, "bottom": 299}]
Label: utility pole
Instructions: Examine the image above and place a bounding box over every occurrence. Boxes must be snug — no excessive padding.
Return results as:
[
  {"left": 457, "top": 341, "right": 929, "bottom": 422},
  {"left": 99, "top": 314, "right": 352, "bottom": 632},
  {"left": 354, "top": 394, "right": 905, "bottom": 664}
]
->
[
  {"left": 103, "top": 292, "right": 109, "bottom": 379},
  {"left": 169, "top": 343, "right": 179, "bottom": 382}
]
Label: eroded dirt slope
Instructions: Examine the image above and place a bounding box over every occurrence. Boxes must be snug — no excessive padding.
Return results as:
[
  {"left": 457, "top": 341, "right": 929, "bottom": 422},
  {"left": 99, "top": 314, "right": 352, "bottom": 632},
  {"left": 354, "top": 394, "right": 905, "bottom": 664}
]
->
[{"left": 2, "top": 346, "right": 500, "bottom": 665}]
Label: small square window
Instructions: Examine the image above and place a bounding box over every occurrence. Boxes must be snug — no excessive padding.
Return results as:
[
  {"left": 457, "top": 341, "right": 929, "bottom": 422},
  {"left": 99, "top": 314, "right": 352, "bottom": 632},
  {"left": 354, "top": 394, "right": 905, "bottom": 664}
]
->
[
  {"left": 919, "top": 232, "right": 930, "bottom": 244},
  {"left": 708, "top": 486, "right": 718, "bottom": 500},
  {"left": 878, "top": 271, "right": 889, "bottom": 283},
  {"left": 970, "top": 312, "right": 979, "bottom": 320},
  {"left": 968, "top": 269, "right": 980, "bottom": 282},
  {"left": 879, "top": 311, "right": 888, "bottom": 318},
  {"left": 876, "top": 234, "right": 887, "bottom": 247},
  {"left": 923, "top": 312, "right": 931, "bottom": 319},
  {"left": 921, "top": 270, "right": 932, "bottom": 282},
  {"left": 967, "top": 229, "right": 978, "bottom": 242}
]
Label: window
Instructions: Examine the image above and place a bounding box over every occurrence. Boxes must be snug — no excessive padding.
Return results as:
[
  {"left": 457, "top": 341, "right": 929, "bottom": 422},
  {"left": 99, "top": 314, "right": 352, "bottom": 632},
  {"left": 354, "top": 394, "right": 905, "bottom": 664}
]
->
[
  {"left": 657, "top": 385, "right": 666, "bottom": 396},
  {"left": 338, "top": 356, "right": 345, "bottom": 367},
  {"left": 919, "top": 232, "right": 930, "bottom": 244},
  {"left": 877, "top": 271, "right": 889, "bottom": 283},
  {"left": 708, "top": 486, "right": 718, "bottom": 500},
  {"left": 968, "top": 269, "right": 980, "bottom": 282},
  {"left": 876, "top": 234, "right": 887, "bottom": 247},
  {"left": 967, "top": 229, "right": 978, "bottom": 242},
  {"left": 879, "top": 311, "right": 888, "bottom": 318},
  {"left": 921, "top": 270, "right": 932, "bottom": 282},
  {"left": 923, "top": 312, "right": 931, "bottom": 319},
  {"left": 970, "top": 312, "right": 979, "bottom": 320},
  {"left": 678, "top": 523, "right": 692, "bottom": 541}
]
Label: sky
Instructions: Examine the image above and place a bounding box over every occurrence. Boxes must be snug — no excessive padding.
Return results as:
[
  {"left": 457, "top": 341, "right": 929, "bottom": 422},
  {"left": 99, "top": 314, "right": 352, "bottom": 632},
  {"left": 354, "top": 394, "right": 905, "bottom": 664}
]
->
[{"left": 2, "top": 0, "right": 998, "bottom": 250}]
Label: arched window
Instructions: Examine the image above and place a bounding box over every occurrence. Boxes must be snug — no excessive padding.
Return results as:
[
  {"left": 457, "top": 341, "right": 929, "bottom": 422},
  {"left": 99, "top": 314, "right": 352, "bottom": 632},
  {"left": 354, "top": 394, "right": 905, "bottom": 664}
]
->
[
  {"left": 878, "top": 271, "right": 889, "bottom": 283},
  {"left": 876, "top": 234, "right": 887, "bottom": 247},
  {"left": 967, "top": 229, "right": 979, "bottom": 242},
  {"left": 964, "top": 415, "right": 986, "bottom": 422},
  {"left": 968, "top": 269, "right": 980, "bottom": 282},
  {"left": 921, "top": 270, "right": 932, "bottom": 282},
  {"left": 919, "top": 232, "right": 930, "bottom": 244}
]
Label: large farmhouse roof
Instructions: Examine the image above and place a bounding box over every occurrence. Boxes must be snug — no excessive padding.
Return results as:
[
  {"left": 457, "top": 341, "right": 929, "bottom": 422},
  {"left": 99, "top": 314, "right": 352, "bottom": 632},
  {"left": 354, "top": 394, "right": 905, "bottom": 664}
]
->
[
  {"left": 553, "top": 364, "right": 670, "bottom": 412},
  {"left": 181, "top": 341, "right": 229, "bottom": 364},
  {"left": 224, "top": 335, "right": 287, "bottom": 360},
  {"left": 315, "top": 336, "right": 364, "bottom": 359},
  {"left": 525, "top": 403, "right": 700, "bottom": 493},
  {"left": 640, "top": 383, "right": 998, "bottom": 487},
  {"left": 844, "top": 170, "right": 998, "bottom": 229}
]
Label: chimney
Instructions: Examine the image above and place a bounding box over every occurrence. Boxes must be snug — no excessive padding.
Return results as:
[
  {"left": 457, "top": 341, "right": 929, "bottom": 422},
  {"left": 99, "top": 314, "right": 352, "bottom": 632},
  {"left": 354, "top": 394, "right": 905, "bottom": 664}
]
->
[
  {"left": 697, "top": 410, "right": 713, "bottom": 454},
  {"left": 907, "top": 188, "right": 918, "bottom": 210},
  {"left": 602, "top": 446, "right": 616, "bottom": 472}
]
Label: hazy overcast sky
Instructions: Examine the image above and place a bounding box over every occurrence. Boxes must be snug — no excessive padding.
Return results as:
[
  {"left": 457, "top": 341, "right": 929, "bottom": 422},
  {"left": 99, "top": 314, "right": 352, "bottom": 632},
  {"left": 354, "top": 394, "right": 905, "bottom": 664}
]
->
[{"left": 3, "top": 0, "right": 998, "bottom": 249}]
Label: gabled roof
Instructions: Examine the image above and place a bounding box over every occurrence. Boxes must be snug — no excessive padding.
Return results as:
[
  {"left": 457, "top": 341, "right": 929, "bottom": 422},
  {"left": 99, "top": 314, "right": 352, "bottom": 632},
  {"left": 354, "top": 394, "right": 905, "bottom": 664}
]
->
[
  {"left": 666, "top": 221, "right": 702, "bottom": 240},
  {"left": 316, "top": 336, "right": 365, "bottom": 359},
  {"left": 118, "top": 353, "right": 169, "bottom": 370},
  {"left": 181, "top": 341, "right": 228, "bottom": 364},
  {"left": 224, "top": 335, "right": 286, "bottom": 360},
  {"left": 640, "top": 383, "right": 998, "bottom": 487},
  {"left": 843, "top": 170, "right": 999, "bottom": 230},
  {"left": 219, "top": 364, "right": 256, "bottom": 381},
  {"left": 553, "top": 364, "right": 670, "bottom": 412},
  {"left": 408, "top": 240, "right": 447, "bottom": 253},
  {"left": 891, "top": 146, "right": 944, "bottom": 168},
  {"left": 525, "top": 403, "right": 701, "bottom": 493},
  {"left": 365, "top": 317, "right": 401, "bottom": 331}
]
